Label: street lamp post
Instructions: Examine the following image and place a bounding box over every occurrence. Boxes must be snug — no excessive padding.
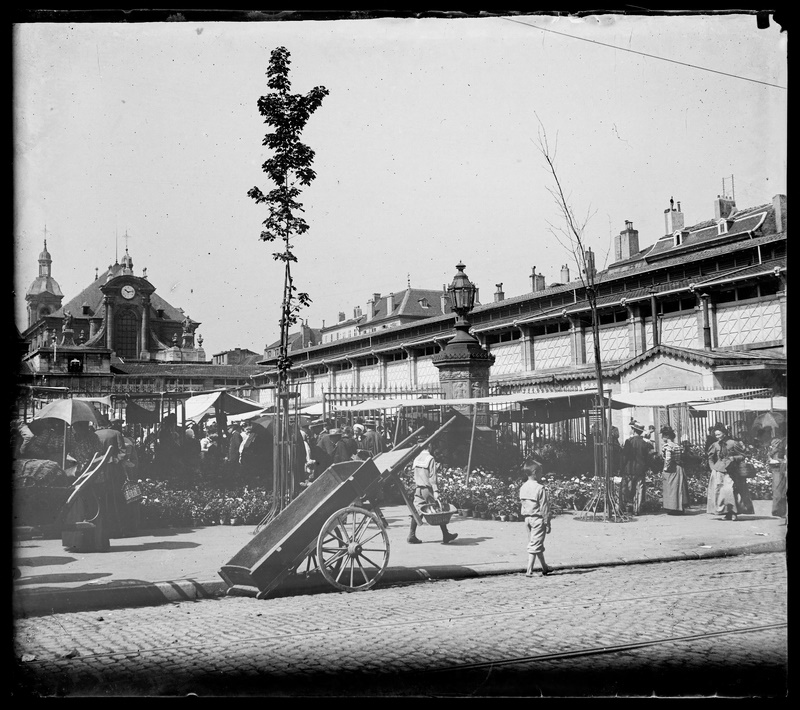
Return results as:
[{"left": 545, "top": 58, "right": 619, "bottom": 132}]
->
[{"left": 432, "top": 263, "right": 495, "bottom": 479}]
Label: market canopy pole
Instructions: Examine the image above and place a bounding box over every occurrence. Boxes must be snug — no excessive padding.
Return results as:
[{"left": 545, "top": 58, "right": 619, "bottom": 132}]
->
[{"left": 466, "top": 403, "right": 478, "bottom": 485}]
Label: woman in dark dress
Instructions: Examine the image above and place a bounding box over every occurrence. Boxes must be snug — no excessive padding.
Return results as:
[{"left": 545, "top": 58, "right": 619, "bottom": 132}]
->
[
  {"left": 769, "top": 423, "right": 787, "bottom": 520},
  {"left": 660, "top": 426, "right": 688, "bottom": 514}
]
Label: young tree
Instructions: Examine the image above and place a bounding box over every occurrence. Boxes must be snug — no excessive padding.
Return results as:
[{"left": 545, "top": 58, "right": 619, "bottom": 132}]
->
[
  {"left": 248, "top": 46, "right": 328, "bottom": 519},
  {"left": 533, "top": 121, "right": 625, "bottom": 522},
  {"left": 248, "top": 46, "right": 329, "bottom": 389}
]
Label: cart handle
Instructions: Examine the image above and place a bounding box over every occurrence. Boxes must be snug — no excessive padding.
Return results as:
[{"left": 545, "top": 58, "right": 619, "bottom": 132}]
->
[{"left": 66, "top": 446, "right": 113, "bottom": 507}]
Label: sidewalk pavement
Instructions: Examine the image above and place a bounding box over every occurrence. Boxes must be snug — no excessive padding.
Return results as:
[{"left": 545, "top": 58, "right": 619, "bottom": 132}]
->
[{"left": 13, "top": 500, "right": 785, "bottom": 617}]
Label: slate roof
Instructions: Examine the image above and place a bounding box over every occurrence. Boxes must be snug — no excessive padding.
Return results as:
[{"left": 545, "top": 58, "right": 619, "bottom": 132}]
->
[
  {"left": 617, "top": 202, "right": 772, "bottom": 265},
  {"left": 365, "top": 288, "right": 451, "bottom": 324}
]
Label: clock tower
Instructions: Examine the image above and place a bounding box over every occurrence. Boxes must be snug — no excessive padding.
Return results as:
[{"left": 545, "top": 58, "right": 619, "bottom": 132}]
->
[{"left": 100, "top": 252, "right": 157, "bottom": 360}]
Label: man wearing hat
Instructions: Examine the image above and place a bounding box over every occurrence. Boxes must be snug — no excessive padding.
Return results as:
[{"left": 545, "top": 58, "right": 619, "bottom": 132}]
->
[{"left": 621, "top": 419, "right": 653, "bottom": 515}]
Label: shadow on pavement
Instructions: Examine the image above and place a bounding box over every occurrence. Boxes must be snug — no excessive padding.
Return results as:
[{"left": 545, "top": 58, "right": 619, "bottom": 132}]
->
[
  {"left": 15, "top": 555, "right": 76, "bottom": 568},
  {"left": 15, "top": 572, "right": 112, "bottom": 585},
  {"left": 107, "top": 541, "right": 200, "bottom": 552}
]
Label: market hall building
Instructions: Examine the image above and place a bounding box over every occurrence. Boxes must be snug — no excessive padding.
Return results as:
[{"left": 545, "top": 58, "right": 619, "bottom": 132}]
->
[
  {"left": 18, "top": 246, "right": 263, "bottom": 415},
  {"left": 252, "top": 193, "right": 787, "bottom": 434}
]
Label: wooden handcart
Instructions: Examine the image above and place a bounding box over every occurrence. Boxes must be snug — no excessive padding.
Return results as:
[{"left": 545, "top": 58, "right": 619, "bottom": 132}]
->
[
  {"left": 219, "top": 415, "right": 457, "bottom": 597},
  {"left": 14, "top": 447, "right": 113, "bottom": 551}
]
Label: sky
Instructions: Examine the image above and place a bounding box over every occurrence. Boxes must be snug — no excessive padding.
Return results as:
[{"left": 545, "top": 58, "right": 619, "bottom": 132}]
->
[{"left": 13, "top": 13, "right": 787, "bottom": 356}]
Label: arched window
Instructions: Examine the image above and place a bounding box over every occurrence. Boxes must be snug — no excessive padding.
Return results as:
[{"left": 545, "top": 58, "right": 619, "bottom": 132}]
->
[{"left": 114, "top": 307, "right": 139, "bottom": 359}]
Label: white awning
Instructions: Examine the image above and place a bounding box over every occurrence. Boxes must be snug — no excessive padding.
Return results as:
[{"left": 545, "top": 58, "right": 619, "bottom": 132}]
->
[
  {"left": 184, "top": 390, "right": 263, "bottom": 422},
  {"left": 227, "top": 407, "right": 273, "bottom": 423},
  {"left": 338, "top": 390, "right": 598, "bottom": 412},
  {"left": 299, "top": 402, "right": 326, "bottom": 416},
  {"left": 691, "top": 396, "right": 787, "bottom": 412},
  {"left": 609, "top": 388, "right": 768, "bottom": 409}
]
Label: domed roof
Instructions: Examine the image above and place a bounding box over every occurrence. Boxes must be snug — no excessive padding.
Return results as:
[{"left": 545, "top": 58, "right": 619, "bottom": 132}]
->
[
  {"left": 120, "top": 248, "right": 133, "bottom": 271},
  {"left": 38, "top": 240, "right": 51, "bottom": 261},
  {"left": 26, "top": 275, "right": 63, "bottom": 298}
]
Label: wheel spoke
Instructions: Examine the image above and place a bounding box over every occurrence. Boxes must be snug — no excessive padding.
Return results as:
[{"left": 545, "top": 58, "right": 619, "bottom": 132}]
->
[
  {"left": 356, "top": 552, "right": 383, "bottom": 570},
  {"left": 355, "top": 557, "right": 370, "bottom": 585},
  {"left": 352, "top": 514, "right": 370, "bottom": 540},
  {"left": 355, "top": 529, "right": 383, "bottom": 546},
  {"left": 335, "top": 559, "right": 348, "bottom": 583},
  {"left": 322, "top": 548, "right": 348, "bottom": 567}
]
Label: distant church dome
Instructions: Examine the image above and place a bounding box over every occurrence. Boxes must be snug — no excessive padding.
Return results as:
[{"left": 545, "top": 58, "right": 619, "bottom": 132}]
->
[{"left": 26, "top": 239, "right": 63, "bottom": 298}]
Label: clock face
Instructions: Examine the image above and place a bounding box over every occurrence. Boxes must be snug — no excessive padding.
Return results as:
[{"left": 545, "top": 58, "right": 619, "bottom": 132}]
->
[{"left": 121, "top": 285, "right": 136, "bottom": 300}]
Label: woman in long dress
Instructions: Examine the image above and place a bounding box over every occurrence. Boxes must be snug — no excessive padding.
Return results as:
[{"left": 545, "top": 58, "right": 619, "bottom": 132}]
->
[
  {"left": 707, "top": 424, "right": 753, "bottom": 520},
  {"left": 769, "top": 424, "right": 787, "bottom": 520},
  {"left": 706, "top": 422, "right": 726, "bottom": 514},
  {"left": 660, "top": 426, "right": 687, "bottom": 514}
]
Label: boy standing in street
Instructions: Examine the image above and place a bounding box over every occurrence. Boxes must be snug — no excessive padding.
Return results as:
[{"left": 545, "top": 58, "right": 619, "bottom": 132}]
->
[{"left": 519, "top": 457, "right": 552, "bottom": 577}]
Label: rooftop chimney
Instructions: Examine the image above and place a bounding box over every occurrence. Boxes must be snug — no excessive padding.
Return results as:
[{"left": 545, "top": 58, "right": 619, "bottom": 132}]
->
[
  {"left": 354, "top": 305, "right": 362, "bottom": 319},
  {"left": 773, "top": 194, "right": 786, "bottom": 233},
  {"left": 338, "top": 311, "right": 346, "bottom": 323},
  {"left": 560, "top": 264, "right": 570, "bottom": 283},
  {"left": 614, "top": 220, "right": 640, "bottom": 262},
  {"left": 441, "top": 287, "right": 449, "bottom": 315},
  {"left": 386, "top": 292, "right": 395, "bottom": 315},
  {"left": 583, "top": 248, "right": 596, "bottom": 280},
  {"left": 664, "top": 196, "right": 685, "bottom": 235},
  {"left": 494, "top": 283, "right": 505, "bottom": 302},
  {"left": 530, "top": 267, "right": 546, "bottom": 293},
  {"left": 368, "top": 293, "right": 381, "bottom": 321},
  {"left": 714, "top": 194, "right": 737, "bottom": 221}
]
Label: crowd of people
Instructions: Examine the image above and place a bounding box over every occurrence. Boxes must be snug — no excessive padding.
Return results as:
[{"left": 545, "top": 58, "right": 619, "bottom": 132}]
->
[
  {"left": 606, "top": 417, "right": 787, "bottom": 521},
  {"left": 13, "top": 399, "right": 787, "bottom": 557}
]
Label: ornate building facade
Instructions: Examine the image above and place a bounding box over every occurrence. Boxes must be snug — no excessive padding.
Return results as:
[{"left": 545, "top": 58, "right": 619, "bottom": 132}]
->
[
  {"left": 252, "top": 192, "right": 787, "bottom": 425},
  {"left": 19, "top": 247, "right": 262, "bottom": 401}
]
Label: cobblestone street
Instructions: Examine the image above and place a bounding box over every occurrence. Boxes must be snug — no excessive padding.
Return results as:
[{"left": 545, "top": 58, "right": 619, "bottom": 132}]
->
[{"left": 13, "top": 552, "right": 786, "bottom": 697}]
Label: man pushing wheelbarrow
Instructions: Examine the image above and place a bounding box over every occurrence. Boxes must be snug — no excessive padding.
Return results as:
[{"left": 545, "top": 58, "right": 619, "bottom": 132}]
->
[{"left": 407, "top": 441, "right": 458, "bottom": 545}]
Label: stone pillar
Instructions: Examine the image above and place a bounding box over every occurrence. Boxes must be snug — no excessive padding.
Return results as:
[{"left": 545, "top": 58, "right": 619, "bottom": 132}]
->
[
  {"left": 569, "top": 316, "right": 587, "bottom": 366},
  {"left": 349, "top": 359, "right": 361, "bottom": 390},
  {"left": 404, "top": 348, "right": 418, "bottom": 387},
  {"left": 140, "top": 294, "right": 151, "bottom": 359},
  {"left": 377, "top": 354, "right": 387, "bottom": 389},
  {"left": 698, "top": 293, "right": 713, "bottom": 350},
  {"left": 104, "top": 295, "right": 114, "bottom": 350},
  {"left": 519, "top": 325, "right": 534, "bottom": 371},
  {"left": 625, "top": 303, "right": 645, "bottom": 357},
  {"left": 709, "top": 299, "right": 719, "bottom": 349},
  {"left": 433, "top": 328, "right": 495, "bottom": 425},
  {"left": 650, "top": 293, "right": 660, "bottom": 347}
]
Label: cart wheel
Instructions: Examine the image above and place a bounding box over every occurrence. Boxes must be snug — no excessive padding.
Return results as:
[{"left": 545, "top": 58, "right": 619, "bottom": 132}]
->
[{"left": 316, "top": 506, "right": 390, "bottom": 592}]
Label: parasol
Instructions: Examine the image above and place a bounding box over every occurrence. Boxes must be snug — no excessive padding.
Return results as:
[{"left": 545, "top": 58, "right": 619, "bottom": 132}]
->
[
  {"left": 32, "top": 398, "right": 99, "bottom": 427},
  {"left": 751, "top": 411, "right": 785, "bottom": 431},
  {"left": 30, "top": 398, "right": 100, "bottom": 471}
]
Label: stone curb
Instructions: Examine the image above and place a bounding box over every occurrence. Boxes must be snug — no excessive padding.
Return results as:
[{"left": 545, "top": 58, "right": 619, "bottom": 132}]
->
[{"left": 13, "top": 539, "right": 784, "bottom": 618}]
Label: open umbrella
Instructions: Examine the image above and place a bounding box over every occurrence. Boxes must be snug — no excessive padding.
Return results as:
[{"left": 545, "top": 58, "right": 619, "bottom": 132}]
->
[
  {"left": 30, "top": 398, "right": 99, "bottom": 470},
  {"left": 751, "top": 411, "right": 785, "bottom": 431},
  {"left": 32, "top": 398, "right": 99, "bottom": 427}
]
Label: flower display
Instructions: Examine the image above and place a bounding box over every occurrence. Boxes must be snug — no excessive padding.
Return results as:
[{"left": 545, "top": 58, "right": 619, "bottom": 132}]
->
[{"left": 139, "top": 479, "right": 273, "bottom": 528}]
